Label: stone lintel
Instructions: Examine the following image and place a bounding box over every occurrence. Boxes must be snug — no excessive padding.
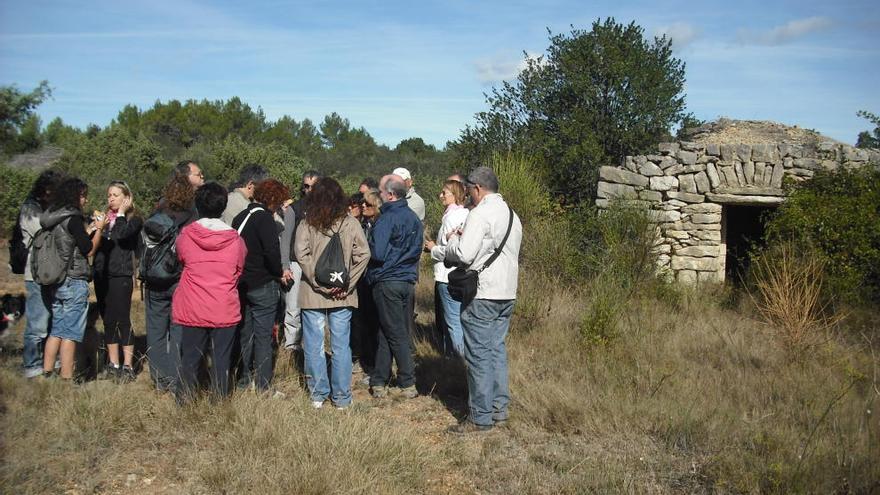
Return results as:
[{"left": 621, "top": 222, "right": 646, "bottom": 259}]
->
[
  {"left": 713, "top": 186, "right": 784, "bottom": 197},
  {"left": 705, "top": 193, "right": 784, "bottom": 205}
]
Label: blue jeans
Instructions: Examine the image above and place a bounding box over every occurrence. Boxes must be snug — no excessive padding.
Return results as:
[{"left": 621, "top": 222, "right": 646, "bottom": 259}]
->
[
  {"left": 238, "top": 280, "right": 280, "bottom": 391},
  {"left": 145, "top": 284, "right": 183, "bottom": 391},
  {"left": 47, "top": 278, "right": 89, "bottom": 342},
  {"left": 461, "top": 299, "right": 515, "bottom": 426},
  {"left": 302, "top": 308, "right": 353, "bottom": 406},
  {"left": 22, "top": 280, "right": 51, "bottom": 374},
  {"left": 437, "top": 282, "right": 465, "bottom": 356}
]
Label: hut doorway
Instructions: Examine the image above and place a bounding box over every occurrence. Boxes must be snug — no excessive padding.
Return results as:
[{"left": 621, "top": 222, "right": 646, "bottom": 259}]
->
[{"left": 722, "top": 204, "right": 777, "bottom": 284}]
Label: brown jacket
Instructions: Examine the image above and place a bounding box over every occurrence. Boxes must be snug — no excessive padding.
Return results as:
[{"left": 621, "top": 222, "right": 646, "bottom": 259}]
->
[{"left": 295, "top": 214, "right": 370, "bottom": 309}]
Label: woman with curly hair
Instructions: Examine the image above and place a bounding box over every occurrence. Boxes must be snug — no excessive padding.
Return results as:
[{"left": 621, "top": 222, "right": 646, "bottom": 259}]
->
[
  {"left": 40, "top": 177, "right": 103, "bottom": 380},
  {"left": 144, "top": 164, "right": 200, "bottom": 392},
  {"left": 294, "top": 177, "right": 370, "bottom": 409},
  {"left": 231, "top": 177, "right": 288, "bottom": 393},
  {"left": 93, "top": 181, "right": 143, "bottom": 382}
]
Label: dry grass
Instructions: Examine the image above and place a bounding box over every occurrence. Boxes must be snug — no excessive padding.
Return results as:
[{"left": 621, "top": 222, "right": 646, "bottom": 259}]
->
[
  {"left": 1, "top": 254, "right": 878, "bottom": 493},
  {"left": 748, "top": 242, "right": 845, "bottom": 350}
]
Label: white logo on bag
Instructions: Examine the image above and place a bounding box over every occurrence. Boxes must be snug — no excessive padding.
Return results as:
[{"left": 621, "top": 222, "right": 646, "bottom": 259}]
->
[{"left": 329, "top": 271, "right": 344, "bottom": 283}]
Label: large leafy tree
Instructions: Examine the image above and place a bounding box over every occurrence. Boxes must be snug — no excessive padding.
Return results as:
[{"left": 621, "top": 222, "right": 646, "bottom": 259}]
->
[
  {"left": 451, "top": 19, "right": 687, "bottom": 204},
  {"left": 0, "top": 80, "right": 52, "bottom": 154}
]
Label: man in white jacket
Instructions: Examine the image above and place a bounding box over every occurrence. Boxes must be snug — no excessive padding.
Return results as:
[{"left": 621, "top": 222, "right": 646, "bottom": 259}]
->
[{"left": 443, "top": 166, "right": 523, "bottom": 433}]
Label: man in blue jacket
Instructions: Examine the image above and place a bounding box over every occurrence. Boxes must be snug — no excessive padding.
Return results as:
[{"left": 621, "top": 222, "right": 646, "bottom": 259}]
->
[{"left": 366, "top": 174, "right": 424, "bottom": 399}]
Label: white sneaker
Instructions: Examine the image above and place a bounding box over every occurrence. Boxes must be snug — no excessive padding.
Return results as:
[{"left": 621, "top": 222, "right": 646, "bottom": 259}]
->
[
  {"left": 311, "top": 400, "right": 324, "bottom": 409},
  {"left": 23, "top": 367, "right": 43, "bottom": 379},
  {"left": 272, "top": 390, "right": 287, "bottom": 400}
]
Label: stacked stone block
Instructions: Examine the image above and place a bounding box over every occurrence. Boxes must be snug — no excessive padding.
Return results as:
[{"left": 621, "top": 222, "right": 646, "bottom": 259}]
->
[{"left": 595, "top": 141, "right": 880, "bottom": 283}]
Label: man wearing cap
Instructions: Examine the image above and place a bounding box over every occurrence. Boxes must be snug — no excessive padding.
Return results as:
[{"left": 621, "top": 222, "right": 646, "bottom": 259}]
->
[
  {"left": 391, "top": 167, "right": 425, "bottom": 222},
  {"left": 443, "top": 166, "right": 522, "bottom": 434}
]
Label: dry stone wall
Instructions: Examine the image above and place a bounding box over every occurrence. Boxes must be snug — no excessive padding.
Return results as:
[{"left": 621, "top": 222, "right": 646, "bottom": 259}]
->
[{"left": 595, "top": 141, "right": 880, "bottom": 283}]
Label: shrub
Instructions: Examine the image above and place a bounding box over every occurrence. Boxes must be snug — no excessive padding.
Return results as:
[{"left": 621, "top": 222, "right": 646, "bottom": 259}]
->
[
  {"left": 764, "top": 166, "right": 880, "bottom": 304},
  {"left": 0, "top": 164, "right": 37, "bottom": 235},
  {"left": 575, "top": 201, "right": 660, "bottom": 345},
  {"left": 747, "top": 241, "right": 844, "bottom": 351}
]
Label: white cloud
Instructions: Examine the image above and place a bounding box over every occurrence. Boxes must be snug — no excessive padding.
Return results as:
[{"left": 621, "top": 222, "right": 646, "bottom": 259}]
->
[
  {"left": 474, "top": 53, "right": 544, "bottom": 84},
  {"left": 654, "top": 22, "right": 700, "bottom": 49},
  {"left": 736, "top": 16, "right": 834, "bottom": 46}
]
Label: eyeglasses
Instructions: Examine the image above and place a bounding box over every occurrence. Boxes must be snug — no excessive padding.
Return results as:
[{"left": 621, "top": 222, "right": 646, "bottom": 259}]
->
[
  {"left": 301, "top": 183, "right": 312, "bottom": 190},
  {"left": 190, "top": 171, "right": 204, "bottom": 178}
]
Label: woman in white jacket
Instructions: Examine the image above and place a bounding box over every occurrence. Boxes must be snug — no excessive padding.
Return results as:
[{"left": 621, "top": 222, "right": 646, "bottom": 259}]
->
[{"left": 424, "top": 180, "right": 469, "bottom": 356}]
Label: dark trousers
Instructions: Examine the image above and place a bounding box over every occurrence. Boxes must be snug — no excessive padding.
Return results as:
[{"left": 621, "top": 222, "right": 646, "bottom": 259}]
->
[
  {"left": 370, "top": 280, "right": 415, "bottom": 388},
  {"left": 237, "top": 280, "right": 280, "bottom": 391},
  {"left": 178, "top": 325, "right": 236, "bottom": 400},
  {"left": 352, "top": 281, "right": 379, "bottom": 369},
  {"left": 96, "top": 276, "right": 134, "bottom": 346},
  {"left": 145, "top": 284, "right": 182, "bottom": 391}
]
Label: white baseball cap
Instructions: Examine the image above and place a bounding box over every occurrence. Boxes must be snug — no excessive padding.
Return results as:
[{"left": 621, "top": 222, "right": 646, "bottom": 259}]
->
[{"left": 392, "top": 167, "right": 412, "bottom": 181}]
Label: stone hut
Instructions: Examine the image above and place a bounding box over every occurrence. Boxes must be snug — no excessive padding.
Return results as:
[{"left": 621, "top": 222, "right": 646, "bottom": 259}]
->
[{"left": 594, "top": 120, "right": 880, "bottom": 283}]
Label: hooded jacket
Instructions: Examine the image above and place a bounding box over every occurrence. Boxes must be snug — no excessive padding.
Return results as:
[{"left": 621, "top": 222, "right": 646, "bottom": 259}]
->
[
  {"left": 40, "top": 207, "right": 91, "bottom": 281},
  {"left": 172, "top": 219, "right": 247, "bottom": 328}
]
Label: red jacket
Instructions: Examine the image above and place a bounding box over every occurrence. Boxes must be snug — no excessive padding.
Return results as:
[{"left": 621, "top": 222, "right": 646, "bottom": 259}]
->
[{"left": 172, "top": 219, "right": 247, "bottom": 328}]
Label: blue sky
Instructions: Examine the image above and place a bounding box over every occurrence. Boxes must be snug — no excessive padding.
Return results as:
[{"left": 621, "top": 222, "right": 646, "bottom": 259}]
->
[{"left": 1, "top": 0, "right": 878, "bottom": 148}]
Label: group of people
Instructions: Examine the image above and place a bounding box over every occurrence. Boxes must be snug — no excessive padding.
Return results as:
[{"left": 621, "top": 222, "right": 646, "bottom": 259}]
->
[{"left": 16, "top": 160, "right": 522, "bottom": 432}]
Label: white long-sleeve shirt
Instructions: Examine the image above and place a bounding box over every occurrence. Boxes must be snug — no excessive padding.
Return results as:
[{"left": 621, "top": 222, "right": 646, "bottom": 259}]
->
[
  {"left": 444, "top": 193, "right": 522, "bottom": 300},
  {"left": 430, "top": 204, "right": 469, "bottom": 283}
]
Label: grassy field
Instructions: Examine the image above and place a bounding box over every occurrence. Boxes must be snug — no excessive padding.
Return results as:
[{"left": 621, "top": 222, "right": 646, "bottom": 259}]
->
[{"left": 1, "top": 249, "right": 878, "bottom": 493}]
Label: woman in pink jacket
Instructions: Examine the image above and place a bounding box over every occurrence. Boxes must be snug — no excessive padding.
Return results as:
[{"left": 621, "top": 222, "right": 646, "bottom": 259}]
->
[{"left": 172, "top": 182, "right": 247, "bottom": 403}]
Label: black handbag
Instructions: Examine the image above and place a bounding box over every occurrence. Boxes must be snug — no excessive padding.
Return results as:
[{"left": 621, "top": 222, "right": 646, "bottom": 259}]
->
[{"left": 447, "top": 205, "right": 514, "bottom": 308}]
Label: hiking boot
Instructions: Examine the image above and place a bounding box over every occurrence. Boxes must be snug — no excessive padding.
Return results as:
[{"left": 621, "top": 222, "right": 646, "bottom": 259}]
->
[
  {"left": 447, "top": 420, "right": 493, "bottom": 435},
  {"left": 370, "top": 385, "right": 388, "bottom": 399},
  {"left": 119, "top": 366, "right": 136, "bottom": 384},
  {"left": 399, "top": 385, "right": 418, "bottom": 399}
]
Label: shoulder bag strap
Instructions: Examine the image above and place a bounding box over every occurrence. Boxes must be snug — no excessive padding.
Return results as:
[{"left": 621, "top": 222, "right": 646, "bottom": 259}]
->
[
  {"left": 237, "top": 206, "right": 265, "bottom": 235},
  {"left": 476, "top": 205, "right": 514, "bottom": 274}
]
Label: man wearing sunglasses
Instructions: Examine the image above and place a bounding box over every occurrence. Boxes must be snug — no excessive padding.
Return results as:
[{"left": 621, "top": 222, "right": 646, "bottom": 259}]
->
[{"left": 279, "top": 170, "right": 322, "bottom": 351}]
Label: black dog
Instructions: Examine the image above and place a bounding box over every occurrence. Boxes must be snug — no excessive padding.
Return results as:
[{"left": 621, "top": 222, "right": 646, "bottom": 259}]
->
[{"left": 1, "top": 294, "right": 25, "bottom": 338}]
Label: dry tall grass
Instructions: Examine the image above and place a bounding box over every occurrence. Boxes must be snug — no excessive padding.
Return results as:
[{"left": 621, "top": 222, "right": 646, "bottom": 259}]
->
[
  {"left": 1, "top": 246, "right": 878, "bottom": 493},
  {"left": 748, "top": 242, "right": 845, "bottom": 350}
]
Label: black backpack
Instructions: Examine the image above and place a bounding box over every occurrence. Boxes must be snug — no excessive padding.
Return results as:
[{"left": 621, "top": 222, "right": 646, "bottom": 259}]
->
[
  {"left": 314, "top": 225, "right": 349, "bottom": 290},
  {"left": 8, "top": 215, "right": 28, "bottom": 275},
  {"left": 139, "top": 210, "right": 186, "bottom": 287}
]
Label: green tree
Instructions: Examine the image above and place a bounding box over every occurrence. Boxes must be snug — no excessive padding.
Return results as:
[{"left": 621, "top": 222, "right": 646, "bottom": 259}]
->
[
  {"left": 44, "top": 117, "right": 83, "bottom": 147},
  {"left": 855, "top": 110, "right": 880, "bottom": 148},
  {"left": 0, "top": 80, "right": 52, "bottom": 153},
  {"left": 450, "top": 19, "right": 688, "bottom": 204}
]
